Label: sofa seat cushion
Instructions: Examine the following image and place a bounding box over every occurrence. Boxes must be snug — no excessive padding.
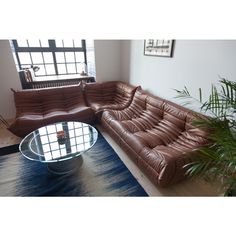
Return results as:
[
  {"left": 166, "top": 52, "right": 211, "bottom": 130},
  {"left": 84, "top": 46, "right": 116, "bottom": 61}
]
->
[
  {"left": 43, "top": 106, "right": 92, "bottom": 118},
  {"left": 9, "top": 106, "right": 95, "bottom": 138}
]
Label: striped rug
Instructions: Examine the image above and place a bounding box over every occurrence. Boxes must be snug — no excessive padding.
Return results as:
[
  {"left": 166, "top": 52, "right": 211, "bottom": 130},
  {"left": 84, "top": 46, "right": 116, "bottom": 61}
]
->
[{"left": 0, "top": 133, "right": 148, "bottom": 196}]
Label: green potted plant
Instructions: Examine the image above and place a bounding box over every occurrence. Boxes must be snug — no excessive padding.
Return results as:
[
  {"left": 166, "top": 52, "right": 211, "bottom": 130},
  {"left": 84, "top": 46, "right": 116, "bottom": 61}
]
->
[{"left": 175, "top": 78, "right": 236, "bottom": 196}]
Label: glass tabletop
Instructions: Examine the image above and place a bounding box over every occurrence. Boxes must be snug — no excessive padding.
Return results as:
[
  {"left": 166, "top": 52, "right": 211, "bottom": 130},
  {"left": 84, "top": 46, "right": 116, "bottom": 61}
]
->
[{"left": 19, "top": 121, "right": 98, "bottom": 163}]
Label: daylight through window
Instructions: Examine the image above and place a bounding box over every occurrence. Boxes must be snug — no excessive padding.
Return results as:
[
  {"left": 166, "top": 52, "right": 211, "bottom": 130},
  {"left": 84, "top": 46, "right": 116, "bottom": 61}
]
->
[{"left": 11, "top": 39, "right": 95, "bottom": 77}]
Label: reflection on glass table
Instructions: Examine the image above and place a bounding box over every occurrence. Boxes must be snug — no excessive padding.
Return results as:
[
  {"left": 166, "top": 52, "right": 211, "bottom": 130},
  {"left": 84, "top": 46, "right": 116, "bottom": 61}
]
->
[{"left": 19, "top": 121, "right": 98, "bottom": 174}]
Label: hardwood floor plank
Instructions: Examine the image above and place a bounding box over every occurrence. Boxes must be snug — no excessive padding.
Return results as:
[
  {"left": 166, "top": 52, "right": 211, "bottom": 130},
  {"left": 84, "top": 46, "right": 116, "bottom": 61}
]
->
[{"left": 0, "top": 119, "right": 22, "bottom": 148}]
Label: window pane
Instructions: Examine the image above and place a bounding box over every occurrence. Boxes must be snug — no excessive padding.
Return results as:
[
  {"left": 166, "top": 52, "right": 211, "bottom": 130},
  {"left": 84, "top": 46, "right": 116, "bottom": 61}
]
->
[
  {"left": 76, "top": 63, "right": 83, "bottom": 73},
  {"left": 31, "top": 52, "right": 43, "bottom": 64},
  {"left": 41, "top": 136, "right": 49, "bottom": 144},
  {"left": 69, "top": 130, "right": 75, "bottom": 138},
  {"left": 86, "top": 40, "right": 96, "bottom": 77},
  {"left": 55, "top": 52, "right": 65, "bottom": 63},
  {"left": 74, "top": 40, "right": 82, "bottom": 48},
  {"left": 44, "top": 153, "right": 52, "bottom": 160},
  {"left": 70, "top": 138, "right": 75, "bottom": 145},
  {"left": 84, "top": 134, "right": 90, "bottom": 142},
  {"left": 63, "top": 39, "right": 73, "bottom": 47},
  {"left": 45, "top": 64, "right": 56, "bottom": 75},
  {"left": 43, "top": 52, "right": 53, "bottom": 63},
  {"left": 56, "top": 123, "right": 63, "bottom": 130},
  {"left": 77, "top": 144, "right": 84, "bottom": 151},
  {"left": 28, "top": 39, "right": 41, "bottom": 47},
  {"left": 47, "top": 125, "right": 56, "bottom": 134},
  {"left": 65, "top": 52, "right": 75, "bottom": 63},
  {"left": 17, "top": 40, "right": 28, "bottom": 47},
  {"left": 71, "top": 146, "right": 77, "bottom": 153},
  {"left": 83, "top": 126, "right": 89, "bottom": 134},
  {"left": 34, "top": 65, "right": 46, "bottom": 76},
  {"left": 39, "top": 127, "right": 47, "bottom": 135},
  {"left": 21, "top": 64, "right": 31, "bottom": 69},
  {"left": 75, "top": 52, "right": 84, "bottom": 63},
  {"left": 50, "top": 142, "right": 59, "bottom": 151},
  {"left": 18, "top": 52, "right": 32, "bottom": 64},
  {"left": 76, "top": 136, "right": 83, "bottom": 144},
  {"left": 74, "top": 122, "right": 82, "bottom": 128},
  {"left": 57, "top": 64, "right": 67, "bottom": 74},
  {"left": 86, "top": 40, "right": 94, "bottom": 49},
  {"left": 43, "top": 144, "right": 50, "bottom": 152},
  {"left": 67, "top": 63, "right": 76, "bottom": 74},
  {"left": 55, "top": 40, "right": 63, "bottom": 47},
  {"left": 52, "top": 150, "right": 60, "bottom": 158},
  {"left": 40, "top": 39, "right": 49, "bottom": 47},
  {"left": 60, "top": 149, "right": 67, "bottom": 156}
]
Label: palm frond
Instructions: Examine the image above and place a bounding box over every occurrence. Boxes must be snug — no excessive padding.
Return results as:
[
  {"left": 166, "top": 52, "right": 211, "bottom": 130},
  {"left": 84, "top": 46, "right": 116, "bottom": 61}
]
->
[{"left": 176, "top": 78, "right": 236, "bottom": 195}]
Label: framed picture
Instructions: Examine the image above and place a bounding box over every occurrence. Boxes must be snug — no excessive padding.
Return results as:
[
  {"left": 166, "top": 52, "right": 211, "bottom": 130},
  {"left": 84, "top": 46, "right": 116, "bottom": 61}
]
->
[{"left": 144, "top": 39, "right": 174, "bottom": 57}]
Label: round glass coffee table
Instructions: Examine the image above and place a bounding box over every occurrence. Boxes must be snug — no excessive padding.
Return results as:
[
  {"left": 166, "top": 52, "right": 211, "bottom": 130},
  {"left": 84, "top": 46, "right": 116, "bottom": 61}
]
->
[{"left": 19, "top": 121, "right": 98, "bottom": 174}]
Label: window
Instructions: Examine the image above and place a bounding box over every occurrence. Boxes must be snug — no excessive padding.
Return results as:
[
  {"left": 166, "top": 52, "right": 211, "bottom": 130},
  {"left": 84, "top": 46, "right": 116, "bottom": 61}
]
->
[{"left": 11, "top": 39, "right": 95, "bottom": 77}]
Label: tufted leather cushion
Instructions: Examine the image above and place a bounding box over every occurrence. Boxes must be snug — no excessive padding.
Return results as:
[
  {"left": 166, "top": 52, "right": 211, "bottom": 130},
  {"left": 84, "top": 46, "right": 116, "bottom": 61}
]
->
[
  {"left": 84, "top": 81, "right": 139, "bottom": 113},
  {"left": 9, "top": 83, "right": 96, "bottom": 137},
  {"left": 101, "top": 89, "right": 208, "bottom": 187}
]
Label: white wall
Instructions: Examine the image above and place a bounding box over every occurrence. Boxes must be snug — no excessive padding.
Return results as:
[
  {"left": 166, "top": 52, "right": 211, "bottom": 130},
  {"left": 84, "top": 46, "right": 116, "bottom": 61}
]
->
[
  {"left": 1, "top": 39, "right": 236, "bottom": 119},
  {"left": 121, "top": 40, "right": 236, "bottom": 104},
  {"left": 0, "top": 40, "right": 21, "bottom": 119},
  {"left": 94, "top": 40, "right": 122, "bottom": 82}
]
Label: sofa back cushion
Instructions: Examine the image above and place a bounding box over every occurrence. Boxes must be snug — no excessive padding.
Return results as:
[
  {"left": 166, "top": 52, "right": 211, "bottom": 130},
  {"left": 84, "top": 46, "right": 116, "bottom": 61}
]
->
[
  {"left": 84, "top": 82, "right": 105, "bottom": 104},
  {"left": 14, "top": 83, "right": 86, "bottom": 116},
  {"left": 84, "top": 81, "right": 138, "bottom": 107},
  {"left": 113, "top": 81, "right": 138, "bottom": 105},
  {"left": 127, "top": 89, "right": 205, "bottom": 134}
]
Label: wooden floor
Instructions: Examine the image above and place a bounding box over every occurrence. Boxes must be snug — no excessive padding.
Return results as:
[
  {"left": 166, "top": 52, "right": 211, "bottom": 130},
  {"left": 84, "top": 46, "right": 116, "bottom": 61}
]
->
[
  {"left": 0, "top": 119, "right": 22, "bottom": 148},
  {"left": 0, "top": 120, "right": 221, "bottom": 196}
]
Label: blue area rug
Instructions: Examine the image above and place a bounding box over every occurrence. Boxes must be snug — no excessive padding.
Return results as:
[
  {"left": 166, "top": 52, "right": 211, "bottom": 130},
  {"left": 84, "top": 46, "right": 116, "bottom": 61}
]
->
[{"left": 0, "top": 133, "right": 148, "bottom": 196}]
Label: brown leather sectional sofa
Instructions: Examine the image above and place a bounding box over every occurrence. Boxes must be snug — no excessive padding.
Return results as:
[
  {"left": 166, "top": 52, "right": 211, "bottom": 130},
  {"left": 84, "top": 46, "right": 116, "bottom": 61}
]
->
[{"left": 9, "top": 81, "right": 207, "bottom": 187}]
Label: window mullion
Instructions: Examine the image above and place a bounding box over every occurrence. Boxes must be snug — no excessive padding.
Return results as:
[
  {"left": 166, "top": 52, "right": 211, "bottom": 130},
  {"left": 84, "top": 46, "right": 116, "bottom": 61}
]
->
[
  {"left": 82, "top": 40, "right": 87, "bottom": 66},
  {"left": 73, "top": 40, "right": 78, "bottom": 74},
  {"left": 49, "top": 40, "right": 59, "bottom": 75},
  {"left": 26, "top": 40, "right": 34, "bottom": 69},
  {"left": 12, "top": 40, "right": 22, "bottom": 70},
  {"left": 62, "top": 40, "right": 68, "bottom": 74}
]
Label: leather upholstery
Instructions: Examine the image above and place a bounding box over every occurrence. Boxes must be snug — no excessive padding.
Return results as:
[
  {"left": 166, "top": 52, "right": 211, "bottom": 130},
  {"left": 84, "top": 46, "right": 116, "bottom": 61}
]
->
[
  {"left": 101, "top": 89, "right": 208, "bottom": 187},
  {"left": 9, "top": 80, "right": 208, "bottom": 187},
  {"left": 9, "top": 83, "right": 96, "bottom": 137},
  {"left": 84, "top": 81, "right": 139, "bottom": 113}
]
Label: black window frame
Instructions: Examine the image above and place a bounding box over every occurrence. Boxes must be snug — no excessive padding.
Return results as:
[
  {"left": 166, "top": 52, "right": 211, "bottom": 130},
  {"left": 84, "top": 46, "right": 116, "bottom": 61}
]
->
[{"left": 12, "top": 39, "right": 87, "bottom": 77}]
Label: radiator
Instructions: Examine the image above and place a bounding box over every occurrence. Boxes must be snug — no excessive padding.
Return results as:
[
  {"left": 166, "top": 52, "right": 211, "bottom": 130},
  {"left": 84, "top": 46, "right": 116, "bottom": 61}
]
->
[
  {"left": 31, "top": 80, "right": 82, "bottom": 89},
  {"left": 21, "top": 77, "right": 95, "bottom": 89}
]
